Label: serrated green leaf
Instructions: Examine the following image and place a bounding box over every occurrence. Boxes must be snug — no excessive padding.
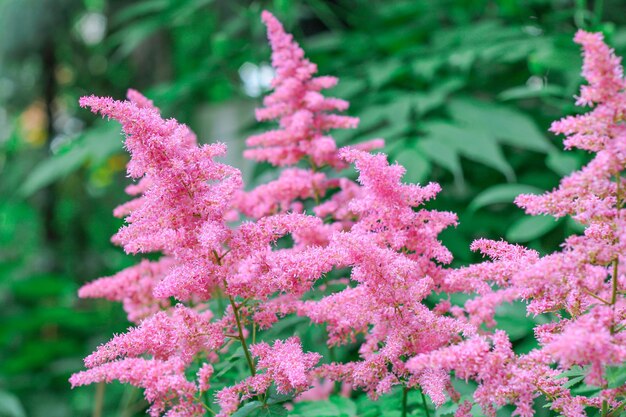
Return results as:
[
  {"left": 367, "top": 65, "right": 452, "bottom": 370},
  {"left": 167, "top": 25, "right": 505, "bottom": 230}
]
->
[
  {"left": 606, "top": 365, "right": 626, "bottom": 389},
  {"left": 232, "top": 401, "right": 263, "bottom": 417},
  {"left": 422, "top": 122, "right": 514, "bottom": 180},
  {"left": 555, "top": 366, "right": 584, "bottom": 379},
  {"left": 448, "top": 98, "right": 552, "bottom": 153},
  {"left": 562, "top": 375, "right": 585, "bottom": 389}
]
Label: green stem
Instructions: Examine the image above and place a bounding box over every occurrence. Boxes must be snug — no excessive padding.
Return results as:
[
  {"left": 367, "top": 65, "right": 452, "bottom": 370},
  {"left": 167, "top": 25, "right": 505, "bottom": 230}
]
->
[
  {"left": 216, "top": 253, "right": 256, "bottom": 377},
  {"left": 401, "top": 387, "right": 408, "bottom": 417},
  {"left": 607, "top": 401, "right": 626, "bottom": 417},
  {"left": 611, "top": 172, "right": 622, "bottom": 335},
  {"left": 227, "top": 294, "right": 256, "bottom": 377},
  {"left": 93, "top": 382, "right": 105, "bottom": 417},
  {"left": 420, "top": 389, "right": 431, "bottom": 417}
]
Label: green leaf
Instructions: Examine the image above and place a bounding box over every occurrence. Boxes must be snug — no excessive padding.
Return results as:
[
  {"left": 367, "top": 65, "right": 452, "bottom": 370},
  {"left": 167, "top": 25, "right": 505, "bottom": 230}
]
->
[
  {"left": 562, "top": 375, "right": 585, "bottom": 389},
  {"left": 291, "top": 400, "right": 341, "bottom": 417},
  {"left": 555, "top": 366, "right": 584, "bottom": 379},
  {"left": 19, "top": 146, "right": 89, "bottom": 197},
  {"left": 469, "top": 184, "right": 543, "bottom": 211},
  {"left": 412, "top": 56, "right": 444, "bottom": 81},
  {"left": 422, "top": 122, "right": 514, "bottom": 181},
  {"left": 506, "top": 216, "right": 561, "bottom": 242},
  {"left": 113, "top": 0, "right": 169, "bottom": 24},
  {"left": 394, "top": 148, "right": 431, "bottom": 184},
  {"left": 546, "top": 151, "right": 582, "bottom": 176},
  {"left": 19, "top": 124, "right": 122, "bottom": 197},
  {"left": 606, "top": 365, "right": 626, "bottom": 389},
  {"left": 498, "top": 84, "right": 564, "bottom": 101},
  {"left": 266, "top": 384, "right": 293, "bottom": 405},
  {"left": 494, "top": 302, "right": 534, "bottom": 341},
  {"left": 330, "top": 396, "right": 357, "bottom": 417},
  {"left": 416, "top": 137, "right": 462, "bottom": 181},
  {"left": 257, "top": 404, "right": 288, "bottom": 417},
  {"left": 232, "top": 401, "right": 263, "bottom": 417},
  {"left": 0, "top": 391, "right": 26, "bottom": 417},
  {"left": 368, "top": 58, "right": 403, "bottom": 89},
  {"left": 448, "top": 98, "right": 552, "bottom": 153}
]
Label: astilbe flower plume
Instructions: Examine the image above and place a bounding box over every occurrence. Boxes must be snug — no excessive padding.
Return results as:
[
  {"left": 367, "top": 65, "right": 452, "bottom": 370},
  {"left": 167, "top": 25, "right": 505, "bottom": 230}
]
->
[
  {"left": 71, "top": 80, "right": 326, "bottom": 414},
  {"left": 70, "top": 12, "right": 401, "bottom": 417},
  {"left": 405, "top": 30, "right": 626, "bottom": 417}
]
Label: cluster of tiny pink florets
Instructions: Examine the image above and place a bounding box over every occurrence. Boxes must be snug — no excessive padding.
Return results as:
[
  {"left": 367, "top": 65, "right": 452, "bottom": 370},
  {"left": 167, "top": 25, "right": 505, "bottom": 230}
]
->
[{"left": 70, "top": 11, "right": 626, "bottom": 417}]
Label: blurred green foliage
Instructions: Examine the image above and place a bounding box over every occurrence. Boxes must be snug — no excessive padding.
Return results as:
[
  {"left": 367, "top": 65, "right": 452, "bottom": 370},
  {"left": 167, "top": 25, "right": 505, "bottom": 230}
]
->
[{"left": 2, "top": 0, "right": 626, "bottom": 416}]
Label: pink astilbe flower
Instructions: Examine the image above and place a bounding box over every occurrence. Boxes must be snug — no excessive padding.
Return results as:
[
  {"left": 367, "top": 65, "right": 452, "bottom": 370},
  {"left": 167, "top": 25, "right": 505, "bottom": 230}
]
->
[
  {"left": 215, "top": 338, "right": 320, "bottom": 416},
  {"left": 407, "top": 332, "right": 549, "bottom": 417},
  {"left": 80, "top": 94, "right": 242, "bottom": 301},
  {"left": 543, "top": 306, "right": 626, "bottom": 386},
  {"left": 244, "top": 11, "right": 361, "bottom": 167},
  {"left": 237, "top": 11, "right": 383, "bottom": 249},
  {"left": 236, "top": 168, "right": 330, "bottom": 219},
  {"left": 78, "top": 258, "right": 173, "bottom": 323},
  {"left": 251, "top": 337, "right": 321, "bottom": 393},
  {"left": 70, "top": 358, "right": 202, "bottom": 417},
  {"left": 300, "top": 150, "right": 464, "bottom": 398},
  {"left": 409, "top": 30, "right": 626, "bottom": 416},
  {"left": 83, "top": 305, "right": 223, "bottom": 368},
  {"left": 197, "top": 363, "right": 214, "bottom": 392}
]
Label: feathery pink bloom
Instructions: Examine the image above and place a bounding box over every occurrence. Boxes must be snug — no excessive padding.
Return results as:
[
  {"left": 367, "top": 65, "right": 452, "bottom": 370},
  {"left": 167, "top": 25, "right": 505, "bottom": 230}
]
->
[
  {"left": 84, "top": 304, "right": 223, "bottom": 368},
  {"left": 78, "top": 258, "right": 173, "bottom": 323},
  {"left": 251, "top": 337, "right": 321, "bottom": 393},
  {"left": 244, "top": 11, "right": 361, "bottom": 167},
  {"left": 70, "top": 358, "right": 202, "bottom": 417},
  {"left": 415, "top": 30, "right": 626, "bottom": 415}
]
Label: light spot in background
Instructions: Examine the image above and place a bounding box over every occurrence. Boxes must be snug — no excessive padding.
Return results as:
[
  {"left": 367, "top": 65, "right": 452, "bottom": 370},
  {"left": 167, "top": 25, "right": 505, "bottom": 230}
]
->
[
  {"left": 0, "top": 107, "right": 9, "bottom": 144},
  {"left": 55, "top": 65, "right": 75, "bottom": 85},
  {"left": 19, "top": 101, "right": 47, "bottom": 147},
  {"left": 238, "top": 62, "right": 274, "bottom": 97},
  {"left": 76, "top": 12, "right": 107, "bottom": 46},
  {"left": 526, "top": 75, "right": 545, "bottom": 90},
  {"left": 0, "top": 78, "right": 15, "bottom": 101},
  {"left": 523, "top": 25, "right": 543, "bottom": 36},
  {"left": 50, "top": 113, "right": 84, "bottom": 154}
]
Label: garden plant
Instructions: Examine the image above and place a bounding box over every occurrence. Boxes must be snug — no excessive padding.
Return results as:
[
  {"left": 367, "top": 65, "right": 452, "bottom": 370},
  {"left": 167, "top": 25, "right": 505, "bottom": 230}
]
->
[{"left": 67, "top": 10, "right": 626, "bottom": 417}]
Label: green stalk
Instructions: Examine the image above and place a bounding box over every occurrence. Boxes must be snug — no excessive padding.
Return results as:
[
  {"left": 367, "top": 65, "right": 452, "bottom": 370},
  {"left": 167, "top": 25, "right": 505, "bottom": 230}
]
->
[
  {"left": 401, "top": 387, "right": 408, "bottom": 417},
  {"left": 420, "top": 389, "right": 431, "bottom": 417},
  {"left": 93, "top": 382, "right": 105, "bottom": 417},
  {"left": 227, "top": 294, "right": 256, "bottom": 377}
]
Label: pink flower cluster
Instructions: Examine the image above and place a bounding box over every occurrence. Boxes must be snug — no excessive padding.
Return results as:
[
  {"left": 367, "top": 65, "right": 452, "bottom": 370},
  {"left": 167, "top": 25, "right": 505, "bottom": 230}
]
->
[
  {"left": 71, "top": 11, "right": 626, "bottom": 417},
  {"left": 408, "top": 30, "right": 626, "bottom": 417}
]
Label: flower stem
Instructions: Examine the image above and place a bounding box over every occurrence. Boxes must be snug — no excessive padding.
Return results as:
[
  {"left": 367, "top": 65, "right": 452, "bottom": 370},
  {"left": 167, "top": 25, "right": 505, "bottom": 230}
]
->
[
  {"left": 216, "top": 252, "right": 256, "bottom": 377},
  {"left": 228, "top": 294, "right": 256, "bottom": 377},
  {"left": 401, "top": 387, "right": 408, "bottom": 417},
  {"left": 420, "top": 389, "right": 431, "bottom": 417},
  {"left": 93, "top": 381, "right": 105, "bottom": 417}
]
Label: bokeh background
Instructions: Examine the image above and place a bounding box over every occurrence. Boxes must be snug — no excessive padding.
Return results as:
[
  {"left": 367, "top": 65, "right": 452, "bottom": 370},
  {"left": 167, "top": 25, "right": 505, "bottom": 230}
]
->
[{"left": 1, "top": 0, "right": 626, "bottom": 416}]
